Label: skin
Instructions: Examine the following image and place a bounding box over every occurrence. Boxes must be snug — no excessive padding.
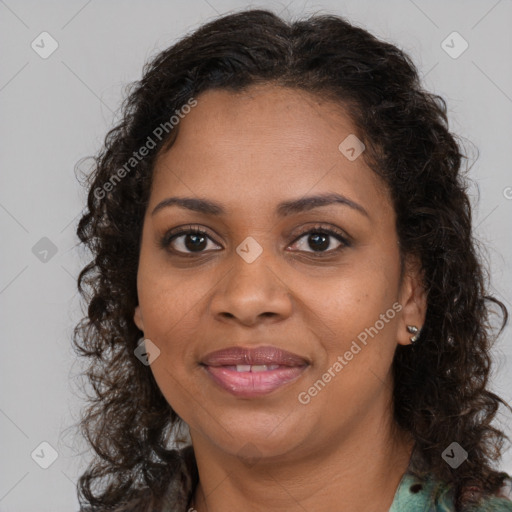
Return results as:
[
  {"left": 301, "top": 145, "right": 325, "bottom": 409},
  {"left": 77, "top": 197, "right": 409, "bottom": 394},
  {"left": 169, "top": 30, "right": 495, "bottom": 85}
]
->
[{"left": 133, "top": 84, "right": 427, "bottom": 512}]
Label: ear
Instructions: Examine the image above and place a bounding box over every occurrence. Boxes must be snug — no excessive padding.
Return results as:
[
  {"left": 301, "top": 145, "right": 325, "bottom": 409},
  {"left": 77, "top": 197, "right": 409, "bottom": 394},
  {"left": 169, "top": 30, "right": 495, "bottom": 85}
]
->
[
  {"left": 396, "top": 254, "right": 427, "bottom": 346},
  {"left": 133, "top": 305, "right": 145, "bottom": 332}
]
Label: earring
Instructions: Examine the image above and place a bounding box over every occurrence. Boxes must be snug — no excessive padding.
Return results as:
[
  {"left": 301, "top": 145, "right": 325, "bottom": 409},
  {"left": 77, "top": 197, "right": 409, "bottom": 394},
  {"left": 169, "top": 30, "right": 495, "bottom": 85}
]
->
[{"left": 406, "top": 325, "right": 421, "bottom": 344}]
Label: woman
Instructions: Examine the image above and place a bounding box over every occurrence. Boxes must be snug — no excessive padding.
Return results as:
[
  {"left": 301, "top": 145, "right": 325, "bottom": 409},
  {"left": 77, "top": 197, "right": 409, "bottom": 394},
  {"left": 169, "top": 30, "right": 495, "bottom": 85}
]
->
[{"left": 73, "top": 8, "right": 512, "bottom": 512}]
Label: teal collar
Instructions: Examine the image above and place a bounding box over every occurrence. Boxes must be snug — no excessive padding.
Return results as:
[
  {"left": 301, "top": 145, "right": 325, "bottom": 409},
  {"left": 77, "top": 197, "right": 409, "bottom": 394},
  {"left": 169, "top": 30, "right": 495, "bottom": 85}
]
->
[
  {"left": 389, "top": 468, "right": 512, "bottom": 511},
  {"left": 389, "top": 470, "right": 450, "bottom": 511}
]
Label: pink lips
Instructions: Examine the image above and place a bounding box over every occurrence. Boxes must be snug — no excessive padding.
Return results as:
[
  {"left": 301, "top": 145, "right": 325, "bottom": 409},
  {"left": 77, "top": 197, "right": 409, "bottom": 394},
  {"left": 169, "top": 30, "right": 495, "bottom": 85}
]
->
[{"left": 201, "top": 345, "right": 309, "bottom": 398}]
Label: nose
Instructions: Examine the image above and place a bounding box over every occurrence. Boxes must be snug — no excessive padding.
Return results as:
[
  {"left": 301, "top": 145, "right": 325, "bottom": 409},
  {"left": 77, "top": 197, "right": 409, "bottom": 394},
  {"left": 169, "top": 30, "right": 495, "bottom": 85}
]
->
[{"left": 209, "top": 247, "right": 293, "bottom": 326}]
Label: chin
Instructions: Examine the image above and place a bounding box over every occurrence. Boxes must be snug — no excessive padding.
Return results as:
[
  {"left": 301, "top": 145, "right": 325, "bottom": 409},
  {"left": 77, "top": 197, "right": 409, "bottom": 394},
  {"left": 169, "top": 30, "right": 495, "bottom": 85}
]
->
[{"left": 200, "top": 414, "right": 308, "bottom": 459}]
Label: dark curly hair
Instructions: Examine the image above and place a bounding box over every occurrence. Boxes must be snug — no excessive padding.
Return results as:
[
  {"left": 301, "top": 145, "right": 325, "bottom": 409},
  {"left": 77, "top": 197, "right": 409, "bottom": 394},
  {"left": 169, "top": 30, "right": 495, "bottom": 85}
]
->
[{"left": 72, "top": 8, "right": 511, "bottom": 511}]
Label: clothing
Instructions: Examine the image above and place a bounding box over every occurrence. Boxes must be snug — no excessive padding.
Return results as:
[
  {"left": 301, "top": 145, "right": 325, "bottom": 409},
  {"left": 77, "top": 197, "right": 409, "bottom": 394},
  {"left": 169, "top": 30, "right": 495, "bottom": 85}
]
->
[{"left": 389, "top": 468, "right": 512, "bottom": 511}]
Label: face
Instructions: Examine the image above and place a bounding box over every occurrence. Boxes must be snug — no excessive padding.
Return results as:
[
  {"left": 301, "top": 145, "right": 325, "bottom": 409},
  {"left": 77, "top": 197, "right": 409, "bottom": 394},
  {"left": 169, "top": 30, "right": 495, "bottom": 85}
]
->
[{"left": 133, "top": 84, "right": 425, "bottom": 463}]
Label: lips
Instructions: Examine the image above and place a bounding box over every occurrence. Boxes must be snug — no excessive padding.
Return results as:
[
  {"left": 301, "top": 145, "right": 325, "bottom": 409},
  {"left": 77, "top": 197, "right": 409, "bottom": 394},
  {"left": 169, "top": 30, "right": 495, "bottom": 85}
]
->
[
  {"left": 201, "top": 345, "right": 309, "bottom": 367},
  {"left": 200, "top": 345, "right": 309, "bottom": 398}
]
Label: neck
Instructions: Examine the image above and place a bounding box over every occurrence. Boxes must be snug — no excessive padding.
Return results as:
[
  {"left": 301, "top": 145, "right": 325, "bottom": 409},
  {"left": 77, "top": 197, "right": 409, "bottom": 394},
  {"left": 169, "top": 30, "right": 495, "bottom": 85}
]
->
[{"left": 188, "top": 412, "right": 414, "bottom": 512}]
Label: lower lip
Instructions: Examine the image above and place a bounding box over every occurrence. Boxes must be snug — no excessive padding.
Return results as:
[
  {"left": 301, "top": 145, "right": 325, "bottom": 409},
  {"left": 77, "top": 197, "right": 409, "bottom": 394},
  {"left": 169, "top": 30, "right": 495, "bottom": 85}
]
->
[{"left": 203, "top": 365, "right": 308, "bottom": 398}]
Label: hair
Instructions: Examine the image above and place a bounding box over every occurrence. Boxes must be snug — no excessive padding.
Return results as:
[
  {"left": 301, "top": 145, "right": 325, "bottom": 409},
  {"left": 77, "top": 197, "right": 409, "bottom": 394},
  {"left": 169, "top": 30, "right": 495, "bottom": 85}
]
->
[{"left": 72, "top": 8, "right": 512, "bottom": 512}]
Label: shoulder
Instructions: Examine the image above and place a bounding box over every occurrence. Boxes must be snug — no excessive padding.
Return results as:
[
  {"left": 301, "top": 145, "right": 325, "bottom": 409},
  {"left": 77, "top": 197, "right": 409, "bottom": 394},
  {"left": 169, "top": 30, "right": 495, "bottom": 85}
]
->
[{"left": 390, "top": 471, "right": 512, "bottom": 512}]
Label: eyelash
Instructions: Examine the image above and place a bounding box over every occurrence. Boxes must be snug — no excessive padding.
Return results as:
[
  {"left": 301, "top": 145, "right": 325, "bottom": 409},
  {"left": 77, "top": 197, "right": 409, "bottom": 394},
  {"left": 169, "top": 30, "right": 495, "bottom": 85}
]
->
[{"left": 160, "top": 224, "right": 351, "bottom": 258}]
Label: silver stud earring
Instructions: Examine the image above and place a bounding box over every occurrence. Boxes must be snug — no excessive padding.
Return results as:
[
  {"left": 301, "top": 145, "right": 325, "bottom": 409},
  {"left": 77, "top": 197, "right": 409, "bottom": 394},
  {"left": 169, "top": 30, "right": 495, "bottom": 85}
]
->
[{"left": 406, "top": 325, "right": 421, "bottom": 344}]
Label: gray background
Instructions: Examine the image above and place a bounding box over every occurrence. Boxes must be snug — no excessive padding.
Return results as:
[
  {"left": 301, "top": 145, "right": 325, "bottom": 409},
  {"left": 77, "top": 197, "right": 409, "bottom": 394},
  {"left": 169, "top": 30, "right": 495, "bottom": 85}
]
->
[{"left": 1, "top": 0, "right": 511, "bottom": 510}]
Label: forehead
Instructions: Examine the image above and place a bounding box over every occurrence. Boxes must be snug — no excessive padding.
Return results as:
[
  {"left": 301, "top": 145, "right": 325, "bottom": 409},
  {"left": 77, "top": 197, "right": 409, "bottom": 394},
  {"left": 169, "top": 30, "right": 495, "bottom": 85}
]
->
[{"left": 150, "top": 84, "right": 391, "bottom": 220}]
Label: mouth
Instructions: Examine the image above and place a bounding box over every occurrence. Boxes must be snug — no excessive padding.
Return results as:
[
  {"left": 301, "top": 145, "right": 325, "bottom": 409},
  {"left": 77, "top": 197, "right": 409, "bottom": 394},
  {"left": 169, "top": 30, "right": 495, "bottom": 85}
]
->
[{"left": 200, "top": 345, "right": 310, "bottom": 398}]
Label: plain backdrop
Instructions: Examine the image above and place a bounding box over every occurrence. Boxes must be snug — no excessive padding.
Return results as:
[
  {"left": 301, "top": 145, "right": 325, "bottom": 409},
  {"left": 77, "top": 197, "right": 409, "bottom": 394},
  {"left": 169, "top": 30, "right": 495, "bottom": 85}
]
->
[{"left": 1, "top": 1, "right": 511, "bottom": 510}]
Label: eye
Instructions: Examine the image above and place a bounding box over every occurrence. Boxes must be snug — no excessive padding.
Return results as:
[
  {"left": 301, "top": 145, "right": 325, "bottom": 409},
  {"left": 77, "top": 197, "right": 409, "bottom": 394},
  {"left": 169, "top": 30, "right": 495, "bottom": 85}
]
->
[
  {"left": 160, "top": 225, "right": 221, "bottom": 255},
  {"left": 288, "top": 225, "right": 351, "bottom": 255}
]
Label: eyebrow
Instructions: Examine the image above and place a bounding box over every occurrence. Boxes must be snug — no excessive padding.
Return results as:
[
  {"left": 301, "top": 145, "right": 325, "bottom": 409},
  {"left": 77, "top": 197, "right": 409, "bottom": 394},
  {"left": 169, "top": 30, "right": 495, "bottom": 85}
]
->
[{"left": 151, "top": 192, "right": 369, "bottom": 218}]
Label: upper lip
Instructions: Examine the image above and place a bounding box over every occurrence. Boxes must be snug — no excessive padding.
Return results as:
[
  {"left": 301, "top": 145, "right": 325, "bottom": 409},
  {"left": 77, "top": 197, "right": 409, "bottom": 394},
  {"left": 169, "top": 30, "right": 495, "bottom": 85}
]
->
[{"left": 201, "top": 345, "right": 309, "bottom": 367}]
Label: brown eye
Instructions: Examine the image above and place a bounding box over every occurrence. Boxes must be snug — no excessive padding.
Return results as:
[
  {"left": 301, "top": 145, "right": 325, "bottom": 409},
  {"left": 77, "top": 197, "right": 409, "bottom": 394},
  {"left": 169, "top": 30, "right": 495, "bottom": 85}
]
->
[
  {"left": 161, "top": 227, "right": 221, "bottom": 255},
  {"left": 289, "top": 227, "right": 350, "bottom": 255}
]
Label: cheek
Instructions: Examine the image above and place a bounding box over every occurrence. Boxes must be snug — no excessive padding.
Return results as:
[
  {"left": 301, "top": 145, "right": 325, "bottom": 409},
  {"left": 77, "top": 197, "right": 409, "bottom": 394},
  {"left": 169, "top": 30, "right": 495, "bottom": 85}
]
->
[
  {"left": 137, "top": 258, "right": 206, "bottom": 336},
  {"left": 304, "top": 262, "right": 399, "bottom": 347},
  {"left": 306, "top": 276, "right": 400, "bottom": 407}
]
